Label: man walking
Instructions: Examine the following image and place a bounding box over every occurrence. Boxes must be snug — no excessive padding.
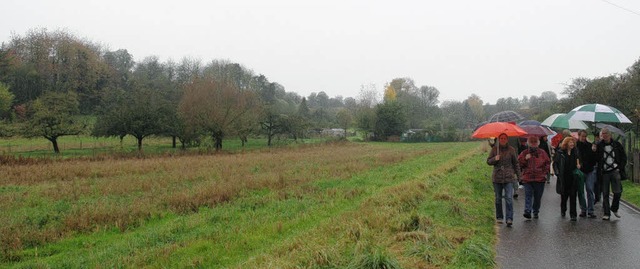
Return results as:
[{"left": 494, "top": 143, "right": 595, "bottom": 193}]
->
[{"left": 596, "top": 128, "right": 627, "bottom": 220}]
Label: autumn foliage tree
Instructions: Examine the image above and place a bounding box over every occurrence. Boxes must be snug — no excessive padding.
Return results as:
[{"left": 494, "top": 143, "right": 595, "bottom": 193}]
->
[{"left": 178, "top": 77, "right": 259, "bottom": 151}]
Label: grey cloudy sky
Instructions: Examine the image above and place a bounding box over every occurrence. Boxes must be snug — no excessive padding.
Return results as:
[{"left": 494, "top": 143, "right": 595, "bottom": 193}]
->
[{"left": 2, "top": 0, "right": 640, "bottom": 104}]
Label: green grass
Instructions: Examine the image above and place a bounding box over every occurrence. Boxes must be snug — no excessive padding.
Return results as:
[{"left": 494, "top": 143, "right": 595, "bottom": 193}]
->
[
  {"left": 3, "top": 142, "right": 496, "bottom": 268},
  {"left": 623, "top": 180, "right": 640, "bottom": 208}
]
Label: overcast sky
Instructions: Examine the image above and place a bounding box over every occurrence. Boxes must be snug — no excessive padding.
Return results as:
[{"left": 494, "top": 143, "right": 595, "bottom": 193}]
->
[{"left": 2, "top": 0, "right": 640, "bottom": 104}]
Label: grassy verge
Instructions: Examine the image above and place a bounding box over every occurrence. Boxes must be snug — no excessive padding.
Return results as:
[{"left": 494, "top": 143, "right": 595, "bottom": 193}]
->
[
  {"left": 622, "top": 181, "right": 640, "bottom": 208},
  {"left": 2, "top": 142, "right": 495, "bottom": 268}
]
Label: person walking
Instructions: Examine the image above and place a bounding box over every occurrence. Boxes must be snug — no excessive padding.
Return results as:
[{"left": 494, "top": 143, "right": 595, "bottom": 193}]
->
[
  {"left": 487, "top": 133, "right": 522, "bottom": 227},
  {"left": 576, "top": 130, "right": 597, "bottom": 218},
  {"left": 539, "top": 135, "right": 552, "bottom": 183},
  {"left": 518, "top": 136, "right": 551, "bottom": 220},
  {"left": 553, "top": 137, "right": 581, "bottom": 221},
  {"left": 596, "top": 127, "right": 627, "bottom": 220}
]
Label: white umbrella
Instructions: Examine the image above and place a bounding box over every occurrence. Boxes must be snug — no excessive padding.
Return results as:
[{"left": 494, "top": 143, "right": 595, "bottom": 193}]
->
[
  {"left": 541, "top": 113, "right": 589, "bottom": 130},
  {"left": 566, "top": 103, "right": 632, "bottom": 124}
]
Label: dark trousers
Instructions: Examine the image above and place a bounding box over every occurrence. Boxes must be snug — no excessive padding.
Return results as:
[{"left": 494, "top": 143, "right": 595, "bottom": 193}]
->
[
  {"left": 524, "top": 182, "right": 545, "bottom": 214},
  {"left": 602, "top": 170, "right": 623, "bottom": 216},
  {"left": 560, "top": 178, "right": 577, "bottom": 218}
]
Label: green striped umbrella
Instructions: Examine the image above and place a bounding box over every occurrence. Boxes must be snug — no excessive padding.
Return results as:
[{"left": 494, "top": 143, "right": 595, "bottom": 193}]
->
[
  {"left": 566, "top": 104, "right": 631, "bottom": 123},
  {"left": 541, "top": 113, "right": 588, "bottom": 130}
]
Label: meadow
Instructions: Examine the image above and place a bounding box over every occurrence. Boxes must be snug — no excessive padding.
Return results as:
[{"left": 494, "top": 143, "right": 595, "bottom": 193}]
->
[{"left": 1, "top": 140, "right": 496, "bottom": 268}]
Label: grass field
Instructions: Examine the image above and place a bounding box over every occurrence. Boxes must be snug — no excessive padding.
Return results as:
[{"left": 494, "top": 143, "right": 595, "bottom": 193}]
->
[{"left": 1, "top": 141, "right": 498, "bottom": 268}]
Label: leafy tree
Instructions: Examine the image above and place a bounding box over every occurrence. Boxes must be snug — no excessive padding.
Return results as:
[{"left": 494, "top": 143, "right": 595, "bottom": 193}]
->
[
  {"left": 0, "top": 82, "right": 15, "bottom": 119},
  {"left": 179, "top": 76, "right": 258, "bottom": 150},
  {"left": 103, "top": 49, "right": 135, "bottom": 90},
  {"left": 440, "top": 100, "right": 465, "bottom": 130},
  {"left": 4, "top": 28, "right": 111, "bottom": 113},
  {"left": 383, "top": 85, "right": 397, "bottom": 102},
  {"left": 336, "top": 108, "right": 352, "bottom": 137},
  {"left": 374, "top": 100, "right": 406, "bottom": 141},
  {"left": 23, "top": 91, "right": 84, "bottom": 154},
  {"left": 94, "top": 87, "right": 166, "bottom": 151},
  {"left": 464, "top": 94, "right": 484, "bottom": 128}
]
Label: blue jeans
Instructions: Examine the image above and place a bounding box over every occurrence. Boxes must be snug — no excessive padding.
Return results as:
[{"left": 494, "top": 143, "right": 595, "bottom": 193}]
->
[
  {"left": 494, "top": 182, "right": 514, "bottom": 221},
  {"left": 524, "top": 182, "right": 545, "bottom": 214},
  {"left": 585, "top": 168, "right": 597, "bottom": 214}
]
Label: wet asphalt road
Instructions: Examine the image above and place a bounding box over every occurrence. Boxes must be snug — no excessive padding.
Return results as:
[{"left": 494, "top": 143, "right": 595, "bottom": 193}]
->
[{"left": 496, "top": 177, "right": 640, "bottom": 269}]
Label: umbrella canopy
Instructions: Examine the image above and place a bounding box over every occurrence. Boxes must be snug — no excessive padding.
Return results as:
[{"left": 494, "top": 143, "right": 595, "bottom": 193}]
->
[
  {"left": 471, "top": 122, "right": 527, "bottom": 139},
  {"left": 566, "top": 103, "right": 632, "bottom": 123},
  {"left": 595, "top": 123, "right": 626, "bottom": 137},
  {"left": 541, "top": 113, "right": 589, "bottom": 130},
  {"left": 519, "top": 125, "right": 556, "bottom": 137},
  {"left": 519, "top": 120, "right": 542, "bottom": 126},
  {"left": 488, "top": 110, "right": 525, "bottom": 123}
]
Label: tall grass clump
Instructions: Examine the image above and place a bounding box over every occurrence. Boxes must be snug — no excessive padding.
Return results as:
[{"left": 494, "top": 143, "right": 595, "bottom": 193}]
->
[{"left": 348, "top": 244, "right": 401, "bottom": 269}]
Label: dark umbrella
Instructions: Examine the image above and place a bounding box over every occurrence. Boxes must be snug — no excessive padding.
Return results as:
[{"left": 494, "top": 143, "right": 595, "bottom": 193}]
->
[
  {"left": 519, "top": 120, "right": 542, "bottom": 126},
  {"left": 474, "top": 121, "right": 488, "bottom": 131},
  {"left": 489, "top": 110, "right": 525, "bottom": 123},
  {"left": 595, "top": 123, "right": 626, "bottom": 137},
  {"left": 519, "top": 125, "right": 556, "bottom": 137}
]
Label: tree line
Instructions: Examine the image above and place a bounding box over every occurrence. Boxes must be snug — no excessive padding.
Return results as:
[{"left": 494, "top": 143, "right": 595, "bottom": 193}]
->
[{"left": 0, "top": 28, "right": 639, "bottom": 153}]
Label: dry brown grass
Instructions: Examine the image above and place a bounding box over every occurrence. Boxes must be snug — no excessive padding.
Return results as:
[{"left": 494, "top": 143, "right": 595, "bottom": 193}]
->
[{"left": 0, "top": 142, "right": 431, "bottom": 257}]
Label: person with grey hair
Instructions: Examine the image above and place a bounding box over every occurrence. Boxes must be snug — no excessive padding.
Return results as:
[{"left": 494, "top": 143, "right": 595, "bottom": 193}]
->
[
  {"left": 595, "top": 127, "right": 627, "bottom": 220},
  {"left": 518, "top": 136, "right": 551, "bottom": 219}
]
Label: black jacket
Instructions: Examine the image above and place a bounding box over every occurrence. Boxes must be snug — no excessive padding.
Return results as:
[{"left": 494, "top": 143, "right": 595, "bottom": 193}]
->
[
  {"left": 553, "top": 148, "right": 580, "bottom": 194},
  {"left": 596, "top": 139, "right": 627, "bottom": 180},
  {"left": 576, "top": 140, "right": 597, "bottom": 174}
]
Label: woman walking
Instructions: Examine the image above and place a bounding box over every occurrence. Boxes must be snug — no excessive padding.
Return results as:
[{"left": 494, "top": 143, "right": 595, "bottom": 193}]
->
[
  {"left": 553, "top": 137, "right": 581, "bottom": 221},
  {"left": 487, "top": 133, "right": 522, "bottom": 227},
  {"left": 518, "top": 136, "right": 551, "bottom": 220}
]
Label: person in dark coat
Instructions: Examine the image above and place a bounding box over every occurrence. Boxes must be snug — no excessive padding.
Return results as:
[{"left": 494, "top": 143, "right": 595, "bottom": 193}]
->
[
  {"left": 487, "top": 133, "right": 522, "bottom": 227},
  {"left": 518, "top": 136, "right": 551, "bottom": 219},
  {"left": 553, "top": 137, "right": 581, "bottom": 221},
  {"left": 596, "top": 127, "right": 627, "bottom": 220},
  {"left": 576, "top": 130, "right": 598, "bottom": 218}
]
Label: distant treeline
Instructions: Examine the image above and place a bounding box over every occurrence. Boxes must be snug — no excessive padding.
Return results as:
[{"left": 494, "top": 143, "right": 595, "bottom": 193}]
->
[{"left": 0, "top": 28, "right": 638, "bottom": 153}]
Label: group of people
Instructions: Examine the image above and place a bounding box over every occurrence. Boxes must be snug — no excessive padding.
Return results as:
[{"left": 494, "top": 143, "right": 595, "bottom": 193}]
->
[{"left": 487, "top": 127, "right": 627, "bottom": 226}]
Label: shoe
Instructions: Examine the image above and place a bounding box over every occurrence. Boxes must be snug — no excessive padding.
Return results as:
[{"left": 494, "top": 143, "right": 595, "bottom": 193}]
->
[
  {"left": 533, "top": 213, "right": 539, "bottom": 219},
  {"left": 588, "top": 213, "right": 597, "bottom": 218},
  {"left": 579, "top": 212, "right": 587, "bottom": 218},
  {"left": 602, "top": 215, "right": 610, "bottom": 220},
  {"left": 561, "top": 212, "right": 566, "bottom": 217},
  {"left": 613, "top": 211, "right": 621, "bottom": 218},
  {"left": 497, "top": 218, "right": 504, "bottom": 224},
  {"left": 570, "top": 217, "right": 577, "bottom": 221},
  {"left": 523, "top": 213, "right": 532, "bottom": 220},
  {"left": 506, "top": 220, "right": 513, "bottom": 227}
]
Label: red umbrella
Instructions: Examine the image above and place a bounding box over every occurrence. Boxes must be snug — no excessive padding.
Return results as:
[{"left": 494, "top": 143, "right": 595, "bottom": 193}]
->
[{"left": 471, "top": 122, "right": 527, "bottom": 139}]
